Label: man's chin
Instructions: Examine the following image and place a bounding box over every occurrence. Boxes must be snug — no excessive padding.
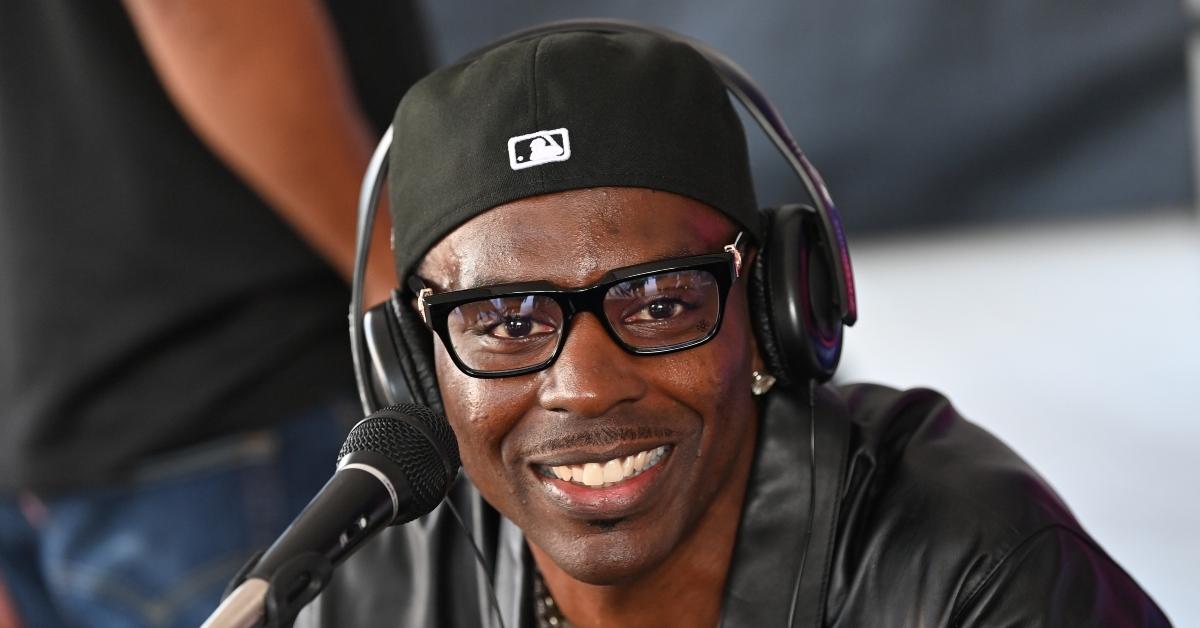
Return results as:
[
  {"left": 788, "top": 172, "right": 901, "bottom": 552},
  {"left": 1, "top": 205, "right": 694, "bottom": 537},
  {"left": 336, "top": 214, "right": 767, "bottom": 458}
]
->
[{"left": 532, "top": 524, "right": 678, "bottom": 585}]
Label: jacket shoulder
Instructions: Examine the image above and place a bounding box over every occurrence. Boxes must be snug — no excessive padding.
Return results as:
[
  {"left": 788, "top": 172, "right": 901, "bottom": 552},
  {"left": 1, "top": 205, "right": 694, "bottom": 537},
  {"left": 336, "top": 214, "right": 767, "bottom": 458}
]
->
[
  {"left": 826, "top": 383, "right": 1166, "bottom": 625},
  {"left": 836, "top": 382, "right": 1079, "bottom": 538}
]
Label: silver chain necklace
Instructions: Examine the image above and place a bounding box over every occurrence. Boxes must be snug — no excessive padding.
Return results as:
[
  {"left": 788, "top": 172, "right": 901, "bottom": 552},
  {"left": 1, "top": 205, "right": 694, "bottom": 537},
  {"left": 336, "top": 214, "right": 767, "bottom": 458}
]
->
[{"left": 533, "top": 568, "right": 574, "bottom": 628}]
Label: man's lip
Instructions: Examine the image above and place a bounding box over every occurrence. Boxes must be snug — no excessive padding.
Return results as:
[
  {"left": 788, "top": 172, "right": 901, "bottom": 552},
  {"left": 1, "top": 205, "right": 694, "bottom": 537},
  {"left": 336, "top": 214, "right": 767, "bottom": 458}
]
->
[
  {"left": 533, "top": 447, "right": 674, "bottom": 517},
  {"left": 526, "top": 440, "right": 674, "bottom": 467}
]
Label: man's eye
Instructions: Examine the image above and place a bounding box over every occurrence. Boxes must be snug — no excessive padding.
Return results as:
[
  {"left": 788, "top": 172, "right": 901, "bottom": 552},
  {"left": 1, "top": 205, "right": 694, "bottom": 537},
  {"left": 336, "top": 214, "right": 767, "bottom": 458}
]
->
[
  {"left": 625, "top": 298, "right": 691, "bottom": 323},
  {"left": 489, "top": 315, "right": 555, "bottom": 339}
]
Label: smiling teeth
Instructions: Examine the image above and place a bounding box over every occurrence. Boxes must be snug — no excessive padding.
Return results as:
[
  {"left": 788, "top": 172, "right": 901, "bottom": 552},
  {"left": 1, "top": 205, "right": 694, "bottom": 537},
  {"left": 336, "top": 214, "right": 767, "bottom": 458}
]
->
[{"left": 548, "top": 446, "right": 669, "bottom": 487}]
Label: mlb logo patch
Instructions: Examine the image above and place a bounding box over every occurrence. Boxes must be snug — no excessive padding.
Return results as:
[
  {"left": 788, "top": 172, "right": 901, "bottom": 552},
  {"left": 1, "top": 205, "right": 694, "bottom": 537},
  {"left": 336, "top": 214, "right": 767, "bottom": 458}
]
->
[{"left": 508, "top": 128, "right": 571, "bottom": 170}]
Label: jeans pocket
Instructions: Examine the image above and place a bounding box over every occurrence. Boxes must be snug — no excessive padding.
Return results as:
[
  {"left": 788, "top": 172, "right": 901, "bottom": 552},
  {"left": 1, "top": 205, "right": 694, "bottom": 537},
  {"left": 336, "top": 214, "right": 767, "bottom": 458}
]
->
[{"left": 40, "top": 404, "right": 347, "bottom": 628}]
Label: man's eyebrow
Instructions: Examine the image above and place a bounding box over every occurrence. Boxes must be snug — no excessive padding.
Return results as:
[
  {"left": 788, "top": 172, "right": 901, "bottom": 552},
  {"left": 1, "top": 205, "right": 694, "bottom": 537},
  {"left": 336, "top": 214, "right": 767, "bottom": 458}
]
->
[
  {"left": 428, "top": 244, "right": 711, "bottom": 293},
  {"left": 662, "top": 244, "right": 702, "bottom": 259},
  {"left": 421, "top": 271, "right": 532, "bottom": 292}
]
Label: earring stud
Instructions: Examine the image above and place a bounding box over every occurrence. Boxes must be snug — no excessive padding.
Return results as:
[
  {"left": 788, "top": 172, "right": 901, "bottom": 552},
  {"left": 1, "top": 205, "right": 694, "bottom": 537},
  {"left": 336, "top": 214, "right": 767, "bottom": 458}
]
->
[{"left": 751, "top": 370, "right": 777, "bottom": 396}]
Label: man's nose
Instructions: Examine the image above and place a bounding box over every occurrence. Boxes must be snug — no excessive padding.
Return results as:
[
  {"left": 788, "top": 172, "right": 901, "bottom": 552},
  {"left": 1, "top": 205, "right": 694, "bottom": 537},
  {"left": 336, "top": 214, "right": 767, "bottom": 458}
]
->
[{"left": 537, "top": 312, "right": 647, "bottom": 418}]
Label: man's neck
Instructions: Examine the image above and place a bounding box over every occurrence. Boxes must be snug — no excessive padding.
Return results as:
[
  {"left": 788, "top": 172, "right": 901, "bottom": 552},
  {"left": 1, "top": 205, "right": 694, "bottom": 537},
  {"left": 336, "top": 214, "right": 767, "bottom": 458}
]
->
[{"left": 528, "top": 419, "right": 759, "bottom": 628}]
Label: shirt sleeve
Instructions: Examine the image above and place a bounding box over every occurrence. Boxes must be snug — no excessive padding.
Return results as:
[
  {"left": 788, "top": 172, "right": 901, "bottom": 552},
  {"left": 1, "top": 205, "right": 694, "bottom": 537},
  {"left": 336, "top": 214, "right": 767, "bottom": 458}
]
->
[{"left": 951, "top": 525, "right": 1172, "bottom": 627}]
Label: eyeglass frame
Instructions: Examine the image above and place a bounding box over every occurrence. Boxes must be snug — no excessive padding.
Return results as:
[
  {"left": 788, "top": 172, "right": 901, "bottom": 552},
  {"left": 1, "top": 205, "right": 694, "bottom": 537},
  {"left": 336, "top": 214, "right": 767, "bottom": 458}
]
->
[{"left": 409, "top": 233, "right": 747, "bottom": 379}]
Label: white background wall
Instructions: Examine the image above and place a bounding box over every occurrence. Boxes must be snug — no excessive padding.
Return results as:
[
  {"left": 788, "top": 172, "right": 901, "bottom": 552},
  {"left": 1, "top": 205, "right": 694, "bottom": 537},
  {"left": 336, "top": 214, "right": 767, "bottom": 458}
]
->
[{"left": 839, "top": 211, "right": 1199, "bottom": 626}]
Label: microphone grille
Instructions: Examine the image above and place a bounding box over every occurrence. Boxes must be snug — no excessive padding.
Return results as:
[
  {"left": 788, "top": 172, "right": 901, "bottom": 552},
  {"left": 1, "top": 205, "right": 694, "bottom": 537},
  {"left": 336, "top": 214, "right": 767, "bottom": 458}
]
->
[{"left": 337, "top": 403, "right": 461, "bottom": 521}]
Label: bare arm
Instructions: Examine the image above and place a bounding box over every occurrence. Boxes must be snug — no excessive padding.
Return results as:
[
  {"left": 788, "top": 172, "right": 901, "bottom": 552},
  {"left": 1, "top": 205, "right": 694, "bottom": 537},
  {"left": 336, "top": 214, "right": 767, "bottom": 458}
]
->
[{"left": 123, "top": 0, "right": 396, "bottom": 305}]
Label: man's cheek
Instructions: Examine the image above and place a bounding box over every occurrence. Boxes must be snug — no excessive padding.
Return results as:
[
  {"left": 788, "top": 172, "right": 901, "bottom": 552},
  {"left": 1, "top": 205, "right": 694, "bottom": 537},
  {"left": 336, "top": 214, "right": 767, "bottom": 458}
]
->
[
  {"left": 435, "top": 353, "right": 500, "bottom": 429},
  {"left": 435, "top": 362, "right": 504, "bottom": 481},
  {"left": 685, "top": 341, "right": 747, "bottom": 393},
  {"left": 446, "top": 409, "right": 508, "bottom": 493}
]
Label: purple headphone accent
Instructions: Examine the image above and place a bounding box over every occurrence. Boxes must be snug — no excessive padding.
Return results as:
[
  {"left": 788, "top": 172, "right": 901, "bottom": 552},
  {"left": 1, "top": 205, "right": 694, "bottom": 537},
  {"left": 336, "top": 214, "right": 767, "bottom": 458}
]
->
[
  {"left": 692, "top": 37, "right": 858, "bottom": 327},
  {"left": 797, "top": 235, "right": 843, "bottom": 370}
]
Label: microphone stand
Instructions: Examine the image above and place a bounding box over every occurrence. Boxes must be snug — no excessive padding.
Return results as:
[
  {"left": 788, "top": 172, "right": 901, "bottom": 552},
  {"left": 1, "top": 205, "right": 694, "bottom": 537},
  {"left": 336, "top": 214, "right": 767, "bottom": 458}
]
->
[{"left": 200, "top": 550, "right": 334, "bottom": 628}]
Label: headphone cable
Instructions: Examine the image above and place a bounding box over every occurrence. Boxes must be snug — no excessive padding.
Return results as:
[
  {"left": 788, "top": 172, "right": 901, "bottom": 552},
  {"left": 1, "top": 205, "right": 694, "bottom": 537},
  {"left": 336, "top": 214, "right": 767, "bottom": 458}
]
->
[
  {"left": 785, "top": 378, "right": 818, "bottom": 628},
  {"left": 443, "top": 497, "right": 507, "bottom": 628}
]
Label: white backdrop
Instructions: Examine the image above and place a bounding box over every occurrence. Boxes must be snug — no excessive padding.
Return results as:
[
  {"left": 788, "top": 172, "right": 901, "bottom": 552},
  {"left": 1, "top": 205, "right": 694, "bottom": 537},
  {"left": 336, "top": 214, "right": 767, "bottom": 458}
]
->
[{"left": 839, "top": 211, "right": 1200, "bottom": 626}]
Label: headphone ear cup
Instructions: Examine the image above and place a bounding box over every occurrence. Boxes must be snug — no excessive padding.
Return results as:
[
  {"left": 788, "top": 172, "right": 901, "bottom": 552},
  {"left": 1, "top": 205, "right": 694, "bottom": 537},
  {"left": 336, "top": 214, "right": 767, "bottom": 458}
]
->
[
  {"left": 362, "top": 300, "right": 415, "bottom": 409},
  {"left": 749, "top": 238, "right": 790, "bottom": 385},
  {"left": 388, "top": 296, "right": 446, "bottom": 416},
  {"left": 358, "top": 296, "right": 445, "bottom": 415},
  {"left": 754, "top": 205, "right": 844, "bottom": 384}
]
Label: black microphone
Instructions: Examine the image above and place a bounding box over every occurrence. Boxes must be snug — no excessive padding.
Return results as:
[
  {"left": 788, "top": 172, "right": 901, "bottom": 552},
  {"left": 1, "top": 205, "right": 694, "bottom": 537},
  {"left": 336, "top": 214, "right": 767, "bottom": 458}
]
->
[{"left": 202, "top": 403, "right": 460, "bottom": 628}]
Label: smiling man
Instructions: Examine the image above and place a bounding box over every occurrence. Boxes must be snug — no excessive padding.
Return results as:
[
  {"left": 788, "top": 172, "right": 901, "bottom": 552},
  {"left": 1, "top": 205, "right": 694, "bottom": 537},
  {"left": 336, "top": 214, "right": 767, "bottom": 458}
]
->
[
  {"left": 298, "top": 28, "right": 1170, "bottom": 628},
  {"left": 416, "top": 188, "right": 761, "bottom": 624}
]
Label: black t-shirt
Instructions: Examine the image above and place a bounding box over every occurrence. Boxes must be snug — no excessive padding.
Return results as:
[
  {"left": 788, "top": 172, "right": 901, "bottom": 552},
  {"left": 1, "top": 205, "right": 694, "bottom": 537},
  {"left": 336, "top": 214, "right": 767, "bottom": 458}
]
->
[{"left": 0, "top": 2, "right": 429, "bottom": 492}]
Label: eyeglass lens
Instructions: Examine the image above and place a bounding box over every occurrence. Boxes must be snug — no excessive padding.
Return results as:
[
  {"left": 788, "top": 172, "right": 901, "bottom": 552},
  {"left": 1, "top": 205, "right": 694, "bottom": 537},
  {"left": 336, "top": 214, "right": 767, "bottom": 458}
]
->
[{"left": 444, "top": 269, "right": 722, "bottom": 373}]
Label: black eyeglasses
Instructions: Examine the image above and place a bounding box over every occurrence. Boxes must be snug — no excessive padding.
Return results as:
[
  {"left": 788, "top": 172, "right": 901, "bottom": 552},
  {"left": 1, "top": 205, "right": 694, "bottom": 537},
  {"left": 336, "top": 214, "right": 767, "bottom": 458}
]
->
[{"left": 410, "top": 233, "right": 746, "bottom": 378}]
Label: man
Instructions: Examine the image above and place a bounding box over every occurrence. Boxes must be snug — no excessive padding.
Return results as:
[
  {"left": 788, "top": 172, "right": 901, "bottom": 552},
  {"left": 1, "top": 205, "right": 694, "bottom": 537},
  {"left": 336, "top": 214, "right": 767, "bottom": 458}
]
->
[
  {"left": 0, "top": 2, "right": 425, "bottom": 626},
  {"left": 300, "top": 30, "right": 1170, "bottom": 627}
]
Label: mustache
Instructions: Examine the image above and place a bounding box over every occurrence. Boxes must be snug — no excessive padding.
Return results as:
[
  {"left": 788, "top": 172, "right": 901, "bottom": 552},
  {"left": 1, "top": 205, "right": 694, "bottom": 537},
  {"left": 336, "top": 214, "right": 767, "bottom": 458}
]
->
[{"left": 524, "top": 425, "right": 677, "bottom": 458}]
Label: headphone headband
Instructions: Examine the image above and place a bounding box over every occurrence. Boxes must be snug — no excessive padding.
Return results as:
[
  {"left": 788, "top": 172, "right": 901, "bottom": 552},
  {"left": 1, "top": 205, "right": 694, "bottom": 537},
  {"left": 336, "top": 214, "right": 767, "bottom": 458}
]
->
[
  {"left": 350, "top": 126, "right": 391, "bottom": 413},
  {"left": 350, "top": 19, "right": 857, "bottom": 414}
]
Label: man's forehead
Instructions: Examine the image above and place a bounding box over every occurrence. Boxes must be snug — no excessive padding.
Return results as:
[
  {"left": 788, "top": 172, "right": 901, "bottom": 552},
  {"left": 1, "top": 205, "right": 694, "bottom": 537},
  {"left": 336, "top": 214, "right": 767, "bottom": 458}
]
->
[{"left": 417, "top": 188, "right": 736, "bottom": 291}]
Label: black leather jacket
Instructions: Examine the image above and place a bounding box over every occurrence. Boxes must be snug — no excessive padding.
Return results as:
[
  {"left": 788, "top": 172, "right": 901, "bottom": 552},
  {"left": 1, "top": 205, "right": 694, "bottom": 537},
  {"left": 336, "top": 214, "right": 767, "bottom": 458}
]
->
[{"left": 297, "top": 384, "right": 1171, "bottom": 627}]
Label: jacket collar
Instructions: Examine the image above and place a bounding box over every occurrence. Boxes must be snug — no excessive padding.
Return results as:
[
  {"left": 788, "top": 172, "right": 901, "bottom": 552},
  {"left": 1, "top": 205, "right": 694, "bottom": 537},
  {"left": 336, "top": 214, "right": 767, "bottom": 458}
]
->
[{"left": 721, "top": 383, "right": 851, "bottom": 627}]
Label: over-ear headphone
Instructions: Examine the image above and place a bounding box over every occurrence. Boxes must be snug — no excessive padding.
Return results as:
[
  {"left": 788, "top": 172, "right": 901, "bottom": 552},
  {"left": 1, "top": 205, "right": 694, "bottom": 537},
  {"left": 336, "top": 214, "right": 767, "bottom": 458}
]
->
[{"left": 349, "top": 18, "right": 858, "bottom": 415}]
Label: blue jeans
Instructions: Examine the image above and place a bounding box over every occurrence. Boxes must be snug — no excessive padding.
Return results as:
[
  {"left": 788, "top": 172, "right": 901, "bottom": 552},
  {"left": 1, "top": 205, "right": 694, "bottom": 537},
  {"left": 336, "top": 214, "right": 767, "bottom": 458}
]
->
[{"left": 0, "top": 399, "right": 353, "bottom": 628}]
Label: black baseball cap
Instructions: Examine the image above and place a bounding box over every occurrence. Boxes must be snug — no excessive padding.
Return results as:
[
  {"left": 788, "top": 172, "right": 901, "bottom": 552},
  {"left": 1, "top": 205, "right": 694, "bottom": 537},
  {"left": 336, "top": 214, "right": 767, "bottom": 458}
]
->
[{"left": 388, "top": 29, "right": 759, "bottom": 282}]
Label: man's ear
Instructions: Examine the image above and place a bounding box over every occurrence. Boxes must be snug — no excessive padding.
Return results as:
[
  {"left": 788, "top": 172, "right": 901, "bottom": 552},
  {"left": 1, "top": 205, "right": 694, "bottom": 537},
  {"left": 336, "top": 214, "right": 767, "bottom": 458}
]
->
[
  {"left": 741, "top": 246, "right": 768, "bottom": 376},
  {"left": 750, "top": 335, "right": 766, "bottom": 372},
  {"left": 741, "top": 246, "right": 759, "bottom": 273},
  {"left": 741, "top": 241, "right": 791, "bottom": 388}
]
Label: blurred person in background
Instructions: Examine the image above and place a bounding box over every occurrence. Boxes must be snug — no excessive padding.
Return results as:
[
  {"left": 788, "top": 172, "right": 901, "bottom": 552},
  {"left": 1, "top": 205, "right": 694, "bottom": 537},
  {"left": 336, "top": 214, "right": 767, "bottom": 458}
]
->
[{"left": 0, "top": 2, "right": 427, "bottom": 626}]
